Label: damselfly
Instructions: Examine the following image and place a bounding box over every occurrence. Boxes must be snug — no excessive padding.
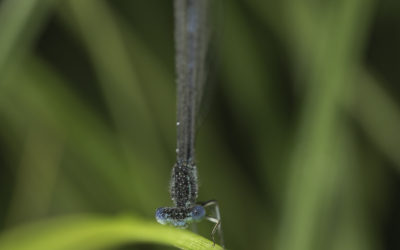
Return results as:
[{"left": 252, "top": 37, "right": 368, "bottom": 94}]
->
[{"left": 155, "top": 0, "right": 224, "bottom": 247}]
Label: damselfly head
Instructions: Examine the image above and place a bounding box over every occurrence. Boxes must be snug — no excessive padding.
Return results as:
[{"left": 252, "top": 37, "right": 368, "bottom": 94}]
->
[{"left": 155, "top": 205, "right": 206, "bottom": 228}]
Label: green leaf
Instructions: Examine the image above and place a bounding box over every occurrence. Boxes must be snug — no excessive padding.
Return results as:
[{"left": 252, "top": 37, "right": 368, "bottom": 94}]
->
[{"left": 0, "top": 215, "right": 222, "bottom": 250}]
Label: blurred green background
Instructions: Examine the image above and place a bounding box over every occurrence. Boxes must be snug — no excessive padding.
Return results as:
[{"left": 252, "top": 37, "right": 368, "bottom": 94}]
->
[{"left": 0, "top": 0, "right": 400, "bottom": 249}]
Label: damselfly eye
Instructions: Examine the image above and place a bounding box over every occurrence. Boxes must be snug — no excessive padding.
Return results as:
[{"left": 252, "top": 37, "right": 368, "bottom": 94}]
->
[
  {"left": 191, "top": 205, "right": 205, "bottom": 221},
  {"left": 155, "top": 207, "right": 168, "bottom": 225}
]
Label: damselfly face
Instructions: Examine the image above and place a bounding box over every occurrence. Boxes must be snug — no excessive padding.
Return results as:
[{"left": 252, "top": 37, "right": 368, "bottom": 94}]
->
[{"left": 155, "top": 205, "right": 206, "bottom": 228}]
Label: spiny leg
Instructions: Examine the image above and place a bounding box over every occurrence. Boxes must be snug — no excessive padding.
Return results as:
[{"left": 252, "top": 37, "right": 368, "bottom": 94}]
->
[
  {"left": 205, "top": 216, "right": 221, "bottom": 247},
  {"left": 200, "top": 200, "right": 224, "bottom": 248}
]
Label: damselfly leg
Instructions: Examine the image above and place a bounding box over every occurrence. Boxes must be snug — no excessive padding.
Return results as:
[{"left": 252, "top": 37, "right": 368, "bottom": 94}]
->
[{"left": 200, "top": 200, "right": 224, "bottom": 247}]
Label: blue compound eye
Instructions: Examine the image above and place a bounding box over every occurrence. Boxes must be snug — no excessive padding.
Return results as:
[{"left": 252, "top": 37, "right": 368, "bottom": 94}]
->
[
  {"left": 191, "top": 205, "right": 206, "bottom": 222},
  {"left": 155, "top": 207, "right": 168, "bottom": 225}
]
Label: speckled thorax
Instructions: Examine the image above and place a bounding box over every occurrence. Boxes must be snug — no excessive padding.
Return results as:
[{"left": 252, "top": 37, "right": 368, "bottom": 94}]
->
[{"left": 170, "top": 160, "right": 199, "bottom": 208}]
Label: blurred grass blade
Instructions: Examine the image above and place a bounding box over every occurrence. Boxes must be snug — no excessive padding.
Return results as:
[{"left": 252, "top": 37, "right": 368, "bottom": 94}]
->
[
  {"left": 0, "top": 215, "right": 222, "bottom": 250},
  {"left": 327, "top": 127, "right": 375, "bottom": 250},
  {"left": 218, "top": 0, "right": 290, "bottom": 197},
  {"left": 276, "top": 0, "right": 375, "bottom": 250},
  {"left": 6, "top": 129, "right": 63, "bottom": 225},
  {"left": 352, "top": 69, "right": 400, "bottom": 169},
  {"left": 117, "top": 19, "right": 175, "bottom": 148},
  {"left": 0, "top": 0, "right": 55, "bottom": 76},
  {"left": 60, "top": 0, "right": 169, "bottom": 208},
  {"left": 0, "top": 57, "right": 140, "bottom": 209},
  {"left": 63, "top": 0, "right": 167, "bottom": 164}
]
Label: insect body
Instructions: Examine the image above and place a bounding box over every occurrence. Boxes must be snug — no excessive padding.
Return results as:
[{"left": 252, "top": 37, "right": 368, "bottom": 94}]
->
[{"left": 155, "top": 0, "right": 224, "bottom": 247}]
